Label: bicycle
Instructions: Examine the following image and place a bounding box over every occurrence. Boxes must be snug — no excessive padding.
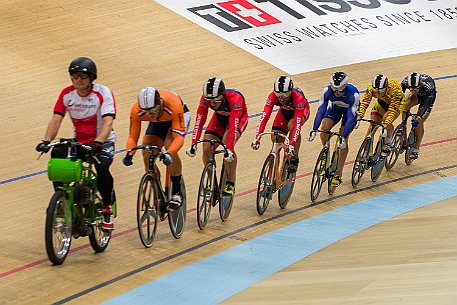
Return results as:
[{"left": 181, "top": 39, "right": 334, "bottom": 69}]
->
[
  {"left": 190, "top": 139, "right": 234, "bottom": 230},
  {"left": 126, "top": 145, "right": 186, "bottom": 248},
  {"left": 385, "top": 110, "right": 419, "bottom": 169},
  {"left": 42, "top": 139, "right": 117, "bottom": 265},
  {"left": 351, "top": 119, "right": 387, "bottom": 187},
  {"left": 309, "top": 130, "right": 344, "bottom": 202},
  {"left": 253, "top": 132, "right": 296, "bottom": 215}
]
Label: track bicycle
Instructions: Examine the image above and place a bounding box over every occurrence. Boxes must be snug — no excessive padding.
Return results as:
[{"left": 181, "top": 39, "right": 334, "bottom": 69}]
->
[
  {"left": 127, "top": 145, "right": 186, "bottom": 248},
  {"left": 351, "top": 119, "right": 387, "bottom": 187},
  {"left": 190, "top": 139, "right": 234, "bottom": 230},
  {"left": 253, "top": 132, "right": 296, "bottom": 215},
  {"left": 309, "top": 130, "right": 344, "bottom": 202},
  {"left": 385, "top": 110, "right": 419, "bottom": 169},
  {"left": 42, "top": 139, "right": 117, "bottom": 265}
]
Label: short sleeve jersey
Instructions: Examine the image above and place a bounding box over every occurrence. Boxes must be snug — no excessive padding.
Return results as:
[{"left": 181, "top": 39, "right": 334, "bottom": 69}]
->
[{"left": 53, "top": 84, "right": 117, "bottom": 145}]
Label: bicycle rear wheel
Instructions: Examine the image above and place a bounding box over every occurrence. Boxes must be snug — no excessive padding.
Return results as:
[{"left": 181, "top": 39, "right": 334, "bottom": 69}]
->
[
  {"left": 385, "top": 124, "right": 403, "bottom": 170},
  {"left": 310, "top": 146, "right": 328, "bottom": 202},
  {"left": 219, "top": 163, "right": 234, "bottom": 221},
  {"left": 256, "top": 154, "right": 275, "bottom": 215},
  {"left": 168, "top": 179, "right": 186, "bottom": 239},
  {"left": 137, "top": 173, "right": 158, "bottom": 248},
  {"left": 278, "top": 158, "right": 295, "bottom": 209},
  {"left": 352, "top": 137, "right": 370, "bottom": 187},
  {"left": 371, "top": 138, "right": 386, "bottom": 182},
  {"left": 197, "top": 162, "right": 214, "bottom": 229},
  {"left": 89, "top": 189, "right": 112, "bottom": 253},
  {"left": 45, "top": 190, "right": 72, "bottom": 265},
  {"left": 405, "top": 128, "right": 417, "bottom": 165}
]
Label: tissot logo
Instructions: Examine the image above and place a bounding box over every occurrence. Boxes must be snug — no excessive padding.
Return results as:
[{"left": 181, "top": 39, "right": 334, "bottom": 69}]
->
[{"left": 188, "top": 0, "right": 280, "bottom": 32}]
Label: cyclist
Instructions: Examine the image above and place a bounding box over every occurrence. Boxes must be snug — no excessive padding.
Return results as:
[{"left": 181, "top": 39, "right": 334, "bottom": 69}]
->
[
  {"left": 123, "top": 87, "right": 191, "bottom": 210},
  {"left": 251, "top": 76, "right": 310, "bottom": 172},
  {"left": 307, "top": 71, "right": 360, "bottom": 187},
  {"left": 358, "top": 74, "right": 405, "bottom": 156},
  {"left": 400, "top": 72, "right": 437, "bottom": 159},
  {"left": 36, "top": 57, "right": 117, "bottom": 230},
  {"left": 186, "top": 77, "right": 249, "bottom": 196}
]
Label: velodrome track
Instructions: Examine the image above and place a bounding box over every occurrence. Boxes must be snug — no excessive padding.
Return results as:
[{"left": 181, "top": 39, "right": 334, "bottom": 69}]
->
[{"left": 1, "top": 1, "right": 456, "bottom": 304}]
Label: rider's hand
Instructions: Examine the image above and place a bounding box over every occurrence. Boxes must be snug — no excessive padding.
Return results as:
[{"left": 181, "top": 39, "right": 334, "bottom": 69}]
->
[
  {"left": 161, "top": 152, "right": 172, "bottom": 166},
  {"left": 35, "top": 140, "right": 51, "bottom": 153},
  {"left": 411, "top": 119, "right": 419, "bottom": 128},
  {"left": 224, "top": 149, "right": 235, "bottom": 162},
  {"left": 354, "top": 118, "right": 361, "bottom": 129},
  {"left": 122, "top": 153, "right": 133, "bottom": 166},
  {"left": 90, "top": 141, "right": 103, "bottom": 155},
  {"left": 251, "top": 139, "right": 260, "bottom": 150},
  {"left": 186, "top": 146, "right": 196, "bottom": 157},
  {"left": 338, "top": 138, "right": 347, "bottom": 149},
  {"left": 307, "top": 130, "right": 316, "bottom": 142}
]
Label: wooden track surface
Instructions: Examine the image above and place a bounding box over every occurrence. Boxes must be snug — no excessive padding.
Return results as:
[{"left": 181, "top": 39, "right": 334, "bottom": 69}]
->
[{"left": 1, "top": 1, "right": 456, "bottom": 304}]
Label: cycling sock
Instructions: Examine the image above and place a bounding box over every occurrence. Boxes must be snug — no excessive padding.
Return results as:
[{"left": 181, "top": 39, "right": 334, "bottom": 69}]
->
[{"left": 171, "top": 175, "right": 182, "bottom": 195}]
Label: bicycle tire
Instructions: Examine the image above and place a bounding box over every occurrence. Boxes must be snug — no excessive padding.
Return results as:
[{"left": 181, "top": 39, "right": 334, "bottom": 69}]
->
[
  {"left": 89, "top": 188, "right": 112, "bottom": 253},
  {"left": 256, "top": 154, "right": 275, "bottom": 215},
  {"left": 385, "top": 124, "right": 403, "bottom": 170},
  {"left": 371, "top": 138, "right": 386, "bottom": 182},
  {"left": 278, "top": 158, "right": 295, "bottom": 209},
  {"left": 405, "top": 128, "right": 416, "bottom": 165},
  {"left": 197, "top": 162, "right": 214, "bottom": 229},
  {"left": 310, "top": 146, "right": 328, "bottom": 202},
  {"left": 351, "top": 137, "right": 370, "bottom": 188},
  {"left": 219, "top": 163, "right": 234, "bottom": 221},
  {"left": 45, "top": 190, "right": 72, "bottom": 265},
  {"left": 168, "top": 179, "right": 186, "bottom": 239},
  {"left": 136, "top": 173, "right": 158, "bottom": 248},
  {"left": 328, "top": 148, "right": 339, "bottom": 195}
]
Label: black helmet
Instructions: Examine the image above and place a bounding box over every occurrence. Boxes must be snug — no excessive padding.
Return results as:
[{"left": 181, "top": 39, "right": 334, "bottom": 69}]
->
[
  {"left": 406, "top": 72, "right": 421, "bottom": 89},
  {"left": 203, "top": 77, "right": 225, "bottom": 99},
  {"left": 372, "top": 74, "right": 388, "bottom": 91},
  {"left": 274, "top": 76, "right": 294, "bottom": 93},
  {"left": 68, "top": 57, "right": 97, "bottom": 81}
]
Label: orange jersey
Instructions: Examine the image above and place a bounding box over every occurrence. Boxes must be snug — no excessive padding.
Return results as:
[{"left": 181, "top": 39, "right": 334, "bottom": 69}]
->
[{"left": 126, "top": 90, "right": 186, "bottom": 155}]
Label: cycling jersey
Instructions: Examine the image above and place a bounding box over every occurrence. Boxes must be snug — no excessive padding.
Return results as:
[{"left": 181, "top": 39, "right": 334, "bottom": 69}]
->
[
  {"left": 255, "top": 87, "right": 310, "bottom": 146},
  {"left": 126, "top": 90, "right": 186, "bottom": 155},
  {"left": 401, "top": 74, "right": 437, "bottom": 119},
  {"left": 359, "top": 79, "right": 404, "bottom": 126},
  {"left": 313, "top": 84, "right": 360, "bottom": 138},
  {"left": 191, "top": 89, "right": 248, "bottom": 151},
  {"left": 53, "top": 84, "right": 117, "bottom": 145}
]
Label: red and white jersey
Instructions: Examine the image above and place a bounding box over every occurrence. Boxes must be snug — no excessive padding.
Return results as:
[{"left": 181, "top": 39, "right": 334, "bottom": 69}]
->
[{"left": 54, "top": 84, "right": 117, "bottom": 145}]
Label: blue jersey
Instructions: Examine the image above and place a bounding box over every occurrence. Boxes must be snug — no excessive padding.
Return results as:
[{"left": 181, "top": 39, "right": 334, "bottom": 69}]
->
[{"left": 312, "top": 84, "right": 360, "bottom": 138}]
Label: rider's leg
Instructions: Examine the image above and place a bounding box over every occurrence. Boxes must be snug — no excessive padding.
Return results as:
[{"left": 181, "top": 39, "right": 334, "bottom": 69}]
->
[
  {"left": 163, "top": 131, "right": 183, "bottom": 196},
  {"left": 319, "top": 118, "right": 335, "bottom": 146},
  {"left": 222, "top": 130, "right": 241, "bottom": 184},
  {"left": 414, "top": 111, "right": 429, "bottom": 150},
  {"left": 336, "top": 125, "right": 350, "bottom": 178}
]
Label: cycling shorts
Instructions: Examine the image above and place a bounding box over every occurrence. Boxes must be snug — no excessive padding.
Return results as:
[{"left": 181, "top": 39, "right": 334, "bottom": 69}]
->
[
  {"left": 204, "top": 113, "right": 248, "bottom": 140},
  {"left": 370, "top": 97, "right": 405, "bottom": 118}
]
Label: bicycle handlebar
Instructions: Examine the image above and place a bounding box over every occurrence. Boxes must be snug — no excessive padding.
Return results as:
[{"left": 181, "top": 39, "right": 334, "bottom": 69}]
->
[
  {"left": 127, "top": 145, "right": 163, "bottom": 156},
  {"left": 314, "top": 129, "right": 342, "bottom": 137},
  {"left": 191, "top": 139, "right": 229, "bottom": 158},
  {"left": 255, "top": 131, "right": 293, "bottom": 152},
  {"left": 39, "top": 139, "right": 100, "bottom": 163}
]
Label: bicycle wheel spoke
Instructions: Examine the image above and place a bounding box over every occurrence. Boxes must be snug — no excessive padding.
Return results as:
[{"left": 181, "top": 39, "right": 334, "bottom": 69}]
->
[{"left": 137, "top": 174, "right": 158, "bottom": 248}]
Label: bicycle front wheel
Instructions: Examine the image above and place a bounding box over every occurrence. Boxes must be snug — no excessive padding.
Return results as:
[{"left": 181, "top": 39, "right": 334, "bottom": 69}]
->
[
  {"left": 45, "top": 190, "right": 72, "bottom": 265},
  {"left": 310, "top": 147, "right": 328, "bottom": 202},
  {"left": 256, "top": 154, "right": 275, "bottom": 215},
  {"left": 137, "top": 173, "right": 158, "bottom": 248},
  {"left": 278, "top": 158, "right": 295, "bottom": 209},
  {"left": 371, "top": 138, "right": 386, "bottom": 182},
  {"left": 352, "top": 137, "right": 370, "bottom": 188},
  {"left": 385, "top": 124, "right": 403, "bottom": 170},
  {"left": 197, "top": 162, "right": 214, "bottom": 229},
  {"left": 168, "top": 179, "right": 186, "bottom": 239},
  {"left": 219, "top": 163, "right": 234, "bottom": 221}
]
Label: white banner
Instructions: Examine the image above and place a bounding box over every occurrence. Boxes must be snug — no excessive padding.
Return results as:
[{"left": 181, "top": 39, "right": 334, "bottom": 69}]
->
[{"left": 155, "top": 0, "right": 457, "bottom": 74}]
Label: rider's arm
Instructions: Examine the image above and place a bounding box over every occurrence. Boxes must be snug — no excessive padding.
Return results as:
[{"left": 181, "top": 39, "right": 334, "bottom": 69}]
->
[
  {"left": 43, "top": 113, "right": 64, "bottom": 142},
  {"left": 312, "top": 87, "right": 330, "bottom": 131},
  {"left": 384, "top": 83, "right": 403, "bottom": 126},
  {"left": 289, "top": 94, "right": 308, "bottom": 146},
  {"left": 125, "top": 104, "right": 142, "bottom": 154},
  {"left": 358, "top": 85, "right": 373, "bottom": 118},
  {"left": 342, "top": 91, "right": 360, "bottom": 139},
  {"left": 255, "top": 94, "right": 275, "bottom": 138},
  {"left": 95, "top": 116, "right": 114, "bottom": 143},
  {"left": 226, "top": 96, "right": 244, "bottom": 151},
  {"left": 167, "top": 104, "right": 186, "bottom": 155},
  {"left": 191, "top": 97, "right": 209, "bottom": 145}
]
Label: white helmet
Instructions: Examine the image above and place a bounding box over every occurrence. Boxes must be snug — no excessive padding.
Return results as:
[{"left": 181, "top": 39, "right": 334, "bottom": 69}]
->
[
  {"left": 330, "top": 71, "right": 348, "bottom": 92},
  {"left": 138, "top": 87, "right": 160, "bottom": 110}
]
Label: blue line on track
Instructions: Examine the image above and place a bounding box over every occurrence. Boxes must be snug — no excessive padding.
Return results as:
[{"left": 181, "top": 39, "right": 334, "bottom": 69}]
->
[{"left": 101, "top": 175, "right": 457, "bottom": 305}]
